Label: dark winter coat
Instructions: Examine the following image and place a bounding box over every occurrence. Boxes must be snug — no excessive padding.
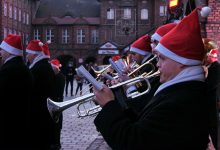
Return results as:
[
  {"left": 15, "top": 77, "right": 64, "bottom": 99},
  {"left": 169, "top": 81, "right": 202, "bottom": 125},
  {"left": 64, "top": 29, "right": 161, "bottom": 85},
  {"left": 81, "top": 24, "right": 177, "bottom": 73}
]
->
[
  {"left": 0, "top": 57, "right": 33, "bottom": 149},
  {"left": 94, "top": 81, "right": 209, "bottom": 150}
]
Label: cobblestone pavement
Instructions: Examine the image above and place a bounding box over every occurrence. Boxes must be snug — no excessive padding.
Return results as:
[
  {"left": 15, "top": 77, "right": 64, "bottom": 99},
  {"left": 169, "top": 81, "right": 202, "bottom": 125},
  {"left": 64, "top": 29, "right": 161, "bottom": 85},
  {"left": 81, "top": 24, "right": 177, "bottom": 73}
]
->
[{"left": 60, "top": 81, "right": 111, "bottom": 150}]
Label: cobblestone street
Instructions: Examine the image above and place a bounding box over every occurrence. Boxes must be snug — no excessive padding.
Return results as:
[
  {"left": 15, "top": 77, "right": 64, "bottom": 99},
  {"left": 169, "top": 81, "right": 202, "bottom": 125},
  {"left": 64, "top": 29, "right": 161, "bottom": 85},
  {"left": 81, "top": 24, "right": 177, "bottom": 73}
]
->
[{"left": 60, "top": 81, "right": 111, "bottom": 150}]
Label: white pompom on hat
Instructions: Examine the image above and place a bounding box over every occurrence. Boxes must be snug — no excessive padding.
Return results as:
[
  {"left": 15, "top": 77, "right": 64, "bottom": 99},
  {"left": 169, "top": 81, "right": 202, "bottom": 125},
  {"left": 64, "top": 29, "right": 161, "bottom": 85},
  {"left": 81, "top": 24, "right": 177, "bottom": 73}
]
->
[
  {"left": 0, "top": 34, "right": 23, "bottom": 56},
  {"left": 155, "top": 6, "right": 211, "bottom": 66},
  {"left": 26, "top": 40, "right": 44, "bottom": 54}
]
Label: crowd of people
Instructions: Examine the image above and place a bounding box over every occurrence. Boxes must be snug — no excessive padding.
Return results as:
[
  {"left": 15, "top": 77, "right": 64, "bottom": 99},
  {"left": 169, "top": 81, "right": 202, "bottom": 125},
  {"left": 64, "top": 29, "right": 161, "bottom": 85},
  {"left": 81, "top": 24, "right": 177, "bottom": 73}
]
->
[{"left": 0, "top": 5, "right": 219, "bottom": 150}]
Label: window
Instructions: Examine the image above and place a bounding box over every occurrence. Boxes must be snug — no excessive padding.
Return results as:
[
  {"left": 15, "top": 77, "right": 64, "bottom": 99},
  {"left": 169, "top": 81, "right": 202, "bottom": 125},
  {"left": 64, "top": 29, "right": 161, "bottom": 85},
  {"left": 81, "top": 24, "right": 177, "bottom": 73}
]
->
[
  {"left": 4, "top": 28, "right": 7, "bottom": 38},
  {"left": 23, "top": 12, "right": 26, "bottom": 24},
  {"left": 46, "top": 29, "right": 54, "bottom": 42},
  {"left": 26, "top": 34, "right": 29, "bottom": 45},
  {"left": 14, "top": 7, "right": 17, "bottom": 20},
  {"left": 4, "top": 3, "right": 7, "bottom": 16},
  {"left": 141, "top": 9, "right": 148, "bottom": 20},
  {"left": 107, "top": 8, "right": 114, "bottom": 20},
  {"left": 77, "top": 29, "right": 85, "bottom": 44},
  {"left": 26, "top": 14, "right": 29, "bottom": 25},
  {"left": 9, "top": 5, "right": 12, "bottom": 18},
  {"left": 8, "top": 29, "right": 12, "bottom": 34},
  {"left": 18, "top": 9, "right": 21, "bottom": 22},
  {"left": 34, "top": 29, "right": 40, "bottom": 40},
  {"left": 123, "top": 8, "right": 131, "bottom": 19},
  {"left": 160, "top": 6, "right": 167, "bottom": 16},
  {"left": 62, "top": 29, "right": 70, "bottom": 44},
  {"left": 91, "top": 30, "right": 99, "bottom": 44},
  {"left": 13, "top": 29, "right": 16, "bottom": 34}
]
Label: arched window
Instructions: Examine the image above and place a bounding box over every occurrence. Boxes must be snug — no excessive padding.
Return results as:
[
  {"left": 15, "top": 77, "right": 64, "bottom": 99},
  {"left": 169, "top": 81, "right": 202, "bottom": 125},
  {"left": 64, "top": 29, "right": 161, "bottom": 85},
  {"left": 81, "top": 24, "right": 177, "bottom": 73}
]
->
[{"left": 141, "top": 9, "right": 148, "bottom": 20}]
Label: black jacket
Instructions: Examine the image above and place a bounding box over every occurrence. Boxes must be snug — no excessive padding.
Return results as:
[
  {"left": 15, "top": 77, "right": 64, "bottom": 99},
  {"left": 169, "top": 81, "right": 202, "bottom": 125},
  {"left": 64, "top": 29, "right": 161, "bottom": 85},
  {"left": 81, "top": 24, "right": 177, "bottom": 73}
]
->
[
  {"left": 95, "top": 81, "right": 209, "bottom": 150},
  {"left": 0, "top": 57, "right": 33, "bottom": 149}
]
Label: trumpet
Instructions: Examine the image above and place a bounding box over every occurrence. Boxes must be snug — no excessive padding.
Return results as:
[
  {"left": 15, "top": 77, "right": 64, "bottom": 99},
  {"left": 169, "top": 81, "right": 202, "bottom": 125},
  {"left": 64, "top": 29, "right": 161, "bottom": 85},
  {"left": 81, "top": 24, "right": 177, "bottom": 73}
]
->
[{"left": 47, "top": 70, "right": 160, "bottom": 122}]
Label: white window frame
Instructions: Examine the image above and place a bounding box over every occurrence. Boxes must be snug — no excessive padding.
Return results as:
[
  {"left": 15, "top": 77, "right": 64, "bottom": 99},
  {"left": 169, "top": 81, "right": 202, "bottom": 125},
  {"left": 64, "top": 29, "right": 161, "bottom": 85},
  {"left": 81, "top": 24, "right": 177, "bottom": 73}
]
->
[
  {"left": 160, "top": 6, "right": 167, "bottom": 16},
  {"left": 77, "top": 29, "right": 85, "bottom": 44},
  {"left": 14, "top": 7, "right": 17, "bottom": 20},
  {"left": 141, "top": 9, "right": 148, "bottom": 20},
  {"left": 4, "top": 28, "right": 7, "bottom": 38},
  {"left": 107, "top": 8, "right": 114, "bottom": 20},
  {"left": 91, "top": 30, "right": 99, "bottom": 44},
  {"left": 34, "top": 29, "right": 40, "bottom": 40},
  {"left": 123, "top": 8, "right": 131, "bottom": 19},
  {"left": 26, "top": 14, "right": 29, "bottom": 25},
  {"left": 18, "top": 9, "right": 21, "bottom": 22},
  {"left": 46, "top": 29, "right": 54, "bottom": 42},
  {"left": 9, "top": 5, "right": 12, "bottom": 18},
  {"left": 4, "top": 3, "right": 7, "bottom": 16},
  {"left": 62, "top": 29, "right": 70, "bottom": 44}
]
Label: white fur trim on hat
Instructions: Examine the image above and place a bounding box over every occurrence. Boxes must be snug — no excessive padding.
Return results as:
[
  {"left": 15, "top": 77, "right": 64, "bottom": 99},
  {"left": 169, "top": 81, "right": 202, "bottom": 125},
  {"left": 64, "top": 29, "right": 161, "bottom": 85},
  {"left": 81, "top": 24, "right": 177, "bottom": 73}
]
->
[
  {"left": 151, "top": 33, "right": 161, "bottom": 42},
  {"left": 26, "top": 49, "right": 44, "bottom": 55},
  {"left": 155, "top": 43, "right": 202, "bottom": 65},
  {"left": 0, "top": 41, "right": 23, "bottom": 56},
  {"left": 130, "top": 47, "right": 150, "bottom": 56},
  {"left": 200, "top": 6, "right": 211, "bottom": 18}
]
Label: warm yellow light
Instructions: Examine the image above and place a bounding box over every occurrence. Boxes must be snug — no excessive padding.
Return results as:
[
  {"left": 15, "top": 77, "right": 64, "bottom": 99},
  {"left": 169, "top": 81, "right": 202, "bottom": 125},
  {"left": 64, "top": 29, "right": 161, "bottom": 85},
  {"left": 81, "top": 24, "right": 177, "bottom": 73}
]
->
[{"left": 169, "top": 0, "right": 178, "bottom": 8}]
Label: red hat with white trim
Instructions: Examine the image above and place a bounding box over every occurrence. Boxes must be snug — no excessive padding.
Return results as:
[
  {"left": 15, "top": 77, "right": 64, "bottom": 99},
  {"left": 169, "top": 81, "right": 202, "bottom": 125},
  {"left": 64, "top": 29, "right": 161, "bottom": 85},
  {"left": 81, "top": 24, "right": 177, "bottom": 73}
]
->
[
  {"left": 155, "top": 6, "right": 211, "bottom": 65},
  {"left": 130, "top": 35, "right": 152, "bottom": 56},
  {"left": 0, "top": 34, "right": 23, "bottom": 56},
  {"left": 42, "top": 40, "right": 51, "bottom": 58},
  {"left": 50, "top": 59, "right": 62, "bottom": 68},
  {"left": 26, "top": 40, "right": 43, "bottom": 54},
  {"left": 151, "top": 23, "right": 177, "bottom": 42},
  {"left": 207, "top": 49, "right": 218, "bottom": 62}
]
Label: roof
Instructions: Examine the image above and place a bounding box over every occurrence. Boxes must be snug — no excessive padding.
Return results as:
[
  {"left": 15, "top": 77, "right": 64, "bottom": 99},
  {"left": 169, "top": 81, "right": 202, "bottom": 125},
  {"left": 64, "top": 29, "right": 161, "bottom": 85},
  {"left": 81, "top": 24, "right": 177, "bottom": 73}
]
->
[
  {"left": 36, "top": 0, "right": 100, "bottom": 18},
  {"left": 32, "top": 16, "right": 100, "bottom": 25}
]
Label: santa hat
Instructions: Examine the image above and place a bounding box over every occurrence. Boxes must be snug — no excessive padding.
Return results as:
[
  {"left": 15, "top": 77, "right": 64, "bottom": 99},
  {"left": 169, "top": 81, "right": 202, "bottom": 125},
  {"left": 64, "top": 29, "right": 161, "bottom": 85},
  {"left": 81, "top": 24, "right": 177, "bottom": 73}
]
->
[
  {"left": 50, "top": 59, "right": 62, "bottom": 68},
  {"left": 0, "top": 34, "right": 23, "bottom": 56},
  {"left": 42, "top": 40, "right": 51, "bottom": 58},
  {"left": 26, "top": 40, "right": 44, "bottom": 54},
  {"left": 112, "top": 55, "right": 121, "bottom": 62},
  {"left": 130, "top": 35, "right": 152, "bottom": 56},
  {"left": 151, "top": 23, "right": 177, "bottom": 42},
  {"left": 207, "top": 49, "right": 218, "bottom": 62},
  {"left": 155, "top": 6, "right": 211, "bottom": 65}
]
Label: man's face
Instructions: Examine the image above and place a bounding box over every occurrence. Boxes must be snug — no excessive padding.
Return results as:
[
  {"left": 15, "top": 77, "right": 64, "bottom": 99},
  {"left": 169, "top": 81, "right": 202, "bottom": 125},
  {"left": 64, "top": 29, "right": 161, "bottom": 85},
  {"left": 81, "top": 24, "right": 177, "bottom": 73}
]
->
[
  {"left": 156, "top": 52, "right": 185, "bottom": 83},
  {"left": 130, "top": 52, "right": 144, "bottom": 65},
  {"left": 0, "top": 49, "right": 10, "bottom": 63}
]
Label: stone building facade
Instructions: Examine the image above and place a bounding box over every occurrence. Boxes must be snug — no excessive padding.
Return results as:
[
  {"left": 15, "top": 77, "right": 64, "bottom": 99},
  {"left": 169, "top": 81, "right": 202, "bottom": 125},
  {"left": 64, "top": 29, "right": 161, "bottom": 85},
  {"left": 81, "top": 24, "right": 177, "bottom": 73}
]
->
[
  {"left": 0, "top": 0, "right": 39, "bottom": 45},
  {"left": 32, "top": 0, "right": 168, "bottom": 67}
]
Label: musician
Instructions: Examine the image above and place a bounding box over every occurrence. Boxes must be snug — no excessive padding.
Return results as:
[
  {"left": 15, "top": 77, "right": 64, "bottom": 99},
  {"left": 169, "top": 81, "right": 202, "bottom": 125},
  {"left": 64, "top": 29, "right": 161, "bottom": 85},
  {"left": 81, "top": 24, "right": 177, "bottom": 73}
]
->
[
  {"left": 26, "top": 40, "right": 56, "bottom": 149},
  {"left": 0, "top": 34, "right": 33, "bottom": 149},
  {"left": 50, "top": 59, "right": 65, "bottom": 150},
  {"left": 93, "top": 8, "right": 209, "bottom": 149},
  {"left": 204, "top": 49, "right": 220, "bottom": 149},
  {"left": 124, "top": 34, "right": 160, "bottom": 113}
]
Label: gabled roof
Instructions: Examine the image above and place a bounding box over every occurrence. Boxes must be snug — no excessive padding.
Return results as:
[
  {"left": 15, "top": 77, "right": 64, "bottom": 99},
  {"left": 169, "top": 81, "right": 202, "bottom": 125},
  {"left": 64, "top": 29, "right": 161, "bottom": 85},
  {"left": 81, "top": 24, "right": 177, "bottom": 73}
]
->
[
  {"left": 36, "top": 0, "right": 100, "bottom": 18},
  {"left": 32, "top": 17, "right": 100, "bottom": 25}
]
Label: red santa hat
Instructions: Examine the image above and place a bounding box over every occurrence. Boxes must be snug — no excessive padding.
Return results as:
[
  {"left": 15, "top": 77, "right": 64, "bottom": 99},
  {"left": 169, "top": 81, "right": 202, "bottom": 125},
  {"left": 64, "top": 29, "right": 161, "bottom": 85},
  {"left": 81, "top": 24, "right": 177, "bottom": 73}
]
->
[
  {"left": 26, "top": 40, "right": 44, "bottom": 54},
  {"left": 207, "top": 49, "right": 218, "bottom": 62},
  {"left": 50, "top": 59, "right": 62, "bottom": 68},
  {"left": 151, "top": 23, "right": 177, "bottom": 42},
  {"left": 0, "top": 34, "right": 23, "bottom": 56},
  {"left": 42, "top": 40, "right": 51, "bottom": 58},
  {"left": 130, "top": 35, "right": 152, "bottom": 56},
  {"left": 112, "top": 55, "right": 121, "bottom": 62},
  {"left": 155, "top": 6, "right": 211, "bottom": 65}
]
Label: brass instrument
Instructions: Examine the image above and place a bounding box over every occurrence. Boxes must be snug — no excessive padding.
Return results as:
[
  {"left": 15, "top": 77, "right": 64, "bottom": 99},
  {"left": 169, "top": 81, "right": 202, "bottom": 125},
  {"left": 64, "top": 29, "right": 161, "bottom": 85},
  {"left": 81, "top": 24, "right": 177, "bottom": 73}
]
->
[{"left": 47, "top": 70, "right": 160, "bottom": 122}]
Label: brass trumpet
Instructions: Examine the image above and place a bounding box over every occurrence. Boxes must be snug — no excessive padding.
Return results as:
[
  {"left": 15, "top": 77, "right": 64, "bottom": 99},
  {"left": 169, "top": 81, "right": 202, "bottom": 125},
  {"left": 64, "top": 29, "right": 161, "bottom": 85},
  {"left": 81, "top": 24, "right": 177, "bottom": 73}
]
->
[{"left": 47, "top": 70, "right": 160, "bottom": 122}]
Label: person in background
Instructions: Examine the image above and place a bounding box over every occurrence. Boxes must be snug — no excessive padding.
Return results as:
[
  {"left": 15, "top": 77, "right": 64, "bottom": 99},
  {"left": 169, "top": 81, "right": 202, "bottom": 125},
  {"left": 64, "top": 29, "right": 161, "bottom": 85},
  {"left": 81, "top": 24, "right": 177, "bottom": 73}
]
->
[
  {"left": 204, "top": 49, "right": 220, "bottom": 149},
  {"left": 65, "top": 62, "right": 75, "bottom": 96},
  {"left": 26, "top": 40, "right": 56, "bottom": 149},
  {"left": 75, "top": 74, "right": 83, "bottom": 96},
  {"left": 87, "top": 62, "right": 96, "bottom": 93},
  {"left": 50, "top": 59, "right": 65, "bottom": 150},
  {"left": 93, "top": 7, "right": 210, "bottom": 149},
  {"left": 0, "top": 34, "right": 33, "bottom": 149}
]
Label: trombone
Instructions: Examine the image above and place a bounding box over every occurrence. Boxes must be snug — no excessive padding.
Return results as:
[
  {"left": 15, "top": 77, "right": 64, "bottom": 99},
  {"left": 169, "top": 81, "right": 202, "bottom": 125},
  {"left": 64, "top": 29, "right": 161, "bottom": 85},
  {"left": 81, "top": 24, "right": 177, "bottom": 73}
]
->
[{"left": 47, "top": 70, "right": 160, "bottom": 123}]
